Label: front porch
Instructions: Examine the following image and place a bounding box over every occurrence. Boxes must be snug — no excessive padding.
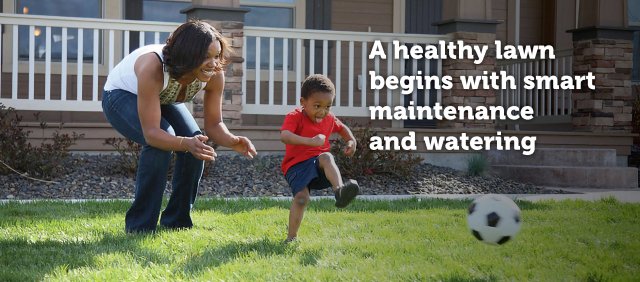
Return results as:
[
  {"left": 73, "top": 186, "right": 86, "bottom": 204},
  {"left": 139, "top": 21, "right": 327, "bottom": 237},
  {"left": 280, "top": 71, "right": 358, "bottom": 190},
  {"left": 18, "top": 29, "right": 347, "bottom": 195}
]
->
[
  {"left": 0, "top": 13, "right": 637, "bottom": 188},
  {"left": 0, "top": 13, "right": 574, "bottom": 126},
  {"left": 0, "top": 13, "right": 582, "bottom": 137}
]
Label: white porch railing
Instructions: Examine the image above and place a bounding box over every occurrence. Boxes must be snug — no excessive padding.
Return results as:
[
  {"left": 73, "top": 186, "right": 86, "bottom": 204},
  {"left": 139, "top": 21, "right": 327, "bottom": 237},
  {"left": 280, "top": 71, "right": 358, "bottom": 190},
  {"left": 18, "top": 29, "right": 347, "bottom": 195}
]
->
[
  {"left": 0, "top": 13, "right": 178, "bottom": 111},
  {"left": 243, "top": 26, "right": 447, "bottom": 117},
  {"left": 1, "top": 13, "right": 572, "bottom": 121},
  {"left": 0, "top": 13, "right": 447, "bottom": 117},
  {"left": 498, "top": 49, "right": 573, "bottom": 117}
]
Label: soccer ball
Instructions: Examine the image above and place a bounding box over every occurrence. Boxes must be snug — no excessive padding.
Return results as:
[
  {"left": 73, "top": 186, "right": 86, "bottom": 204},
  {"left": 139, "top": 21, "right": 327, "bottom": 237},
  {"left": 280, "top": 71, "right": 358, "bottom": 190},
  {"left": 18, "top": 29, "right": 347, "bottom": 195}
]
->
[{"left": 467, "top": 194, "right": 521, "bottom": 245}]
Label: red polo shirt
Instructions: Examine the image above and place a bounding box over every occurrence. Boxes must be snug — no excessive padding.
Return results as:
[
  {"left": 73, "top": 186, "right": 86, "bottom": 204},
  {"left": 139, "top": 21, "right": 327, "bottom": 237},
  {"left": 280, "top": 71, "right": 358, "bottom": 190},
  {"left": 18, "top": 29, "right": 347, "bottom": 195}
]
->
[{"left": 280, "top": 108, "right": 344, "bottom": 175}]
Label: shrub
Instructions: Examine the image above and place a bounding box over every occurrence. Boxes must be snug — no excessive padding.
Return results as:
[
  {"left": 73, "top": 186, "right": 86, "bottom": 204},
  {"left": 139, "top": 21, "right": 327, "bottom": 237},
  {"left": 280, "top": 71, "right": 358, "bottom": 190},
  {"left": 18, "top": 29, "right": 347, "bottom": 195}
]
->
[
  {"left": 633, "top": 97, "right": 640, "bottom": 144},
  {"left": 104, "top": 137, "right": 141, "bottom": 175},
  {"left": 103, "top": 137, "right": 217, "bottom": 177},
  {"left": 467, "top": 154, "right": 488, "bottom": 176},
  {"left": 330, "top": 123, "right": 423, "bottom": 178},
  {"left": 629, "top": 97, "right": 640, "bottom": 167},
  {"left": 0, "top": 103, "right": 82, "bottom": 179}
]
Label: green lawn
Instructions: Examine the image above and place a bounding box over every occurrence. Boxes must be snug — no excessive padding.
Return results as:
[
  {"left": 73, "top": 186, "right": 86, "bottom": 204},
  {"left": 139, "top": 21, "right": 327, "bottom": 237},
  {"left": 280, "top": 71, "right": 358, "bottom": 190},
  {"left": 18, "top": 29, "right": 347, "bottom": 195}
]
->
[{"left": 0, "top": 198, "right": 638, "bottom": 281}]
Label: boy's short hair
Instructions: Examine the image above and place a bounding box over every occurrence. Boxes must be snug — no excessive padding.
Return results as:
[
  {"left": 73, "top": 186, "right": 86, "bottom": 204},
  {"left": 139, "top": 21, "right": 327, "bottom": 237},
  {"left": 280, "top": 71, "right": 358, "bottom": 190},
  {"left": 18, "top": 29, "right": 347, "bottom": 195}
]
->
[{"left": 301, "top": 74, "right": 335, "bottom": 98}]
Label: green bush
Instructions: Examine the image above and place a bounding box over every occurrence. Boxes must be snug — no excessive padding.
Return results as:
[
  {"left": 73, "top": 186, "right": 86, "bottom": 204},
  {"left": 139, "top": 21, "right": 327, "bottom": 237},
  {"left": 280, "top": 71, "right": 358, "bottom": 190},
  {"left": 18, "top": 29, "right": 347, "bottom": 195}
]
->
[
  {"left": 628, "top": 97, "right": 640, "bottom": 168},
  {"left": 0, "top": 103, "right": 82, "bottom": 179},
  {"left": 330, "top": 123, "right": 423, "bottom": 178},
  {"left": 467, "top": 154, "right": 488, "bottom": 176},
  {"left": 104, "top": 137, "right": 217, "bottom": 177},
  {"left": 633, "top": 98, "right": 640, "bottom": 140},
  {"left": 104, "top": 137, "right": 141, "bottom": 176}
]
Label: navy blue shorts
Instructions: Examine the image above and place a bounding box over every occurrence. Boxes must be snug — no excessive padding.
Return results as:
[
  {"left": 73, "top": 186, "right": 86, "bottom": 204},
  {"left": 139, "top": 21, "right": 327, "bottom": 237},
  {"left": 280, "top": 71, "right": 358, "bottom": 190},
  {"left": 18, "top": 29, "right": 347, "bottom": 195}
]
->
[{"left": 285, "top": 156, "right": 332, "bottom": 196}]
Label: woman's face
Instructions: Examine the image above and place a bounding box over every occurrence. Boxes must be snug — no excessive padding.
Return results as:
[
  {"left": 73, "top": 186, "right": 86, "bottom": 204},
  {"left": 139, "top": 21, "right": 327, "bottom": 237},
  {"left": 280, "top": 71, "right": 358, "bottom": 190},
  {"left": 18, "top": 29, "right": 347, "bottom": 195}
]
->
[{"left": 193, "top": 40, "right": 222, "bottom": 82}]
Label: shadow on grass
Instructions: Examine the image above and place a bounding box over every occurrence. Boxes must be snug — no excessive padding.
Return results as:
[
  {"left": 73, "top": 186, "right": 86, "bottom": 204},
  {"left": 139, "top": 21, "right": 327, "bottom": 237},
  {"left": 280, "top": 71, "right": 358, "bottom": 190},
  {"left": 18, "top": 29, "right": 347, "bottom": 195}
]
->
[
  {"left": 0, "top": 196, "right": 560, "bottom": 227},
  {"left": 0, "top": 231, "right": 298, "bottom": 281},
  {"left": 194, "top": 197, "right": 555, "bottom": 214},
  {"left": 0, "top": 200, "right": 130, "bottom": 227},
  {"left": 0, "top": 232, "right": 161, "bottom": 281},
  {"left": 182, "top": 237, "right": 290, "bottom": 275},
  {"left": 299, "top": 249, "right": 321, "bottom": 266}
]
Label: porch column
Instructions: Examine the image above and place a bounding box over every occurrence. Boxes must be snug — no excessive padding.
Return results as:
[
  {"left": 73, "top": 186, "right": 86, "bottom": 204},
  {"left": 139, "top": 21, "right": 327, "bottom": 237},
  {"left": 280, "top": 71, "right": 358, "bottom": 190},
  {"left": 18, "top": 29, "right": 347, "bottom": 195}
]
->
[
  {"left": 435, "top": 0, "right": 500, "bottom": 129},
  {"left": 569, "top": 0, "right": 635, "bottom": 132},
  {"left": 182, "top": 0, "right": 249, "bottom": 126}
]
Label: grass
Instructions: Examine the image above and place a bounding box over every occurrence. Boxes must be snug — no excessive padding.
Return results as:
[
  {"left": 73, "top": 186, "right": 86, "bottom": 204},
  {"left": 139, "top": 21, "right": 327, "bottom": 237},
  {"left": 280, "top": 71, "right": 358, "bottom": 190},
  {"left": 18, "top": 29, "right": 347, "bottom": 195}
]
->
[{"left": 0, "top": 198, "right": 639, "bottom": 281}]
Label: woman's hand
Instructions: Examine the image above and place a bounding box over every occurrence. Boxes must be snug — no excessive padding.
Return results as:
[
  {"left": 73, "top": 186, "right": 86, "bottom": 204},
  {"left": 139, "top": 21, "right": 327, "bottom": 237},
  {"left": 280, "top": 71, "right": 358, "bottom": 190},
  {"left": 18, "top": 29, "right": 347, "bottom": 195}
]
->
[
  {"left": 344, "top": 139, "right": 356, "bottom": 156},
  {"left": 185, "top": 134, "right": 217, "bottom": 161},
  {"left": 230, "top": 136, "right": 257, "bottom": 159}
]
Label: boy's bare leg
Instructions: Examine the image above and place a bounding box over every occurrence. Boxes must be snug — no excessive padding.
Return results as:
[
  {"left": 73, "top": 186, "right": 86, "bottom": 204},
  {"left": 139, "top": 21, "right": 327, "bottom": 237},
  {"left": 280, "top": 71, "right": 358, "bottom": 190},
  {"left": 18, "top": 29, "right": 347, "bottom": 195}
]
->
[
  {"left": 317, "top": 152, "right": 359, "bottom": 208},
  {"left": 317, "top": 152, "right": 343, "bottom": 191},
  {"left": 287, "top": 188, "right": 310, "bottom": 241}
]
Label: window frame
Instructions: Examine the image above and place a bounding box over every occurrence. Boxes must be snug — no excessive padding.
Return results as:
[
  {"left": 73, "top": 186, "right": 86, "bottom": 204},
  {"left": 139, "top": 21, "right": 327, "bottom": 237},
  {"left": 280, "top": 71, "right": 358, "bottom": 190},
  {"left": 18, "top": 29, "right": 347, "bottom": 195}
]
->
[
  {"left": 241, "top": 0, "right": 305, "bottom": 81},
  {"left": 124, "top": 0, "right": 190, "bottom": 51}
]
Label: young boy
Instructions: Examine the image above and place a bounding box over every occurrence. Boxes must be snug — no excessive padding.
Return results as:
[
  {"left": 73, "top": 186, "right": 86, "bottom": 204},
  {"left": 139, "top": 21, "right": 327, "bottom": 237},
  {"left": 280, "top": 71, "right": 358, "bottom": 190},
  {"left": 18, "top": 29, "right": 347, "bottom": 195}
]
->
[{"left": 280, "top": 74, "right": 360, "bottom": 242}]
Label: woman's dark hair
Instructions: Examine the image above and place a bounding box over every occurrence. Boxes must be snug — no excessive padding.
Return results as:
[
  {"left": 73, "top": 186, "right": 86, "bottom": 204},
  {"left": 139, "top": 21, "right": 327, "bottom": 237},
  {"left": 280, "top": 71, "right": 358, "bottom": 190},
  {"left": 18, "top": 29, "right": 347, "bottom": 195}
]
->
[
  {"left": 162, "top": 19, "right": 230, "bottom": 79},
  {"left": 301, "top": 74, "right": 335, "bottom": 98}
]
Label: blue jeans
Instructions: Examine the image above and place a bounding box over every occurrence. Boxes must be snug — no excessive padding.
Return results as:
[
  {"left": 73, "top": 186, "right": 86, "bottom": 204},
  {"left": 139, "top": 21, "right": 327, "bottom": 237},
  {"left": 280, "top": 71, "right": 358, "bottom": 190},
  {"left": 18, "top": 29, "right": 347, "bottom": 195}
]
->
[{"left": 102, "top": 89, "right": 205, "bottom": 233}]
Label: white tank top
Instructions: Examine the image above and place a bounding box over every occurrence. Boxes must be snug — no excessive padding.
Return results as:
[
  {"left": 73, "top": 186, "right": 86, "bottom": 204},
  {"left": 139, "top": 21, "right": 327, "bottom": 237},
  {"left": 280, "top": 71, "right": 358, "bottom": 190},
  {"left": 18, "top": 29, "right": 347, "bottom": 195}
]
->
[
  {"left": 104, "top": 44, "right": 206, "bottom": 104},
  {"left": 104, "top": 44, "right": 164, "bottom": 93}
]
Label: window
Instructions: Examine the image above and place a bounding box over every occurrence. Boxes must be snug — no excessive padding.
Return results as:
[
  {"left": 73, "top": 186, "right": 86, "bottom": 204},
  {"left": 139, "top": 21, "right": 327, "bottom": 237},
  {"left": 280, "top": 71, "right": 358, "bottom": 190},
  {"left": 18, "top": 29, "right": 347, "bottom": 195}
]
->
[
  {"left": 241, "top": 0, "right": 295, "bottom": 70},
  {"left": 16, "top": 0, "right": 102, "bottom": 61},
  {"left": 141, "top": 0, "right": 190, "bottom": 45},
  {"left": 124, "top": 0, "right": 190, "bottom": 50},
  {"left": 629, "top": 0, "right": 640, "bottom": 26}
]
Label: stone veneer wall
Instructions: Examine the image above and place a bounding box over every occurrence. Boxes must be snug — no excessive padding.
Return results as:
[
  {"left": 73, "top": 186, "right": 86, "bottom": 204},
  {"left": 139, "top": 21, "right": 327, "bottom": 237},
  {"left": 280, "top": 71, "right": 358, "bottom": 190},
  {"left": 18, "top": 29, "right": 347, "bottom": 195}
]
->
[
  {"left": 572, "top": 38, "right": 634, "bottom": 132},
  {"left": 440, "top": 31, "right": 497, "bottom": 129},
  {"left": 191, "top": 20, "right": 245, "bottom": 126}
]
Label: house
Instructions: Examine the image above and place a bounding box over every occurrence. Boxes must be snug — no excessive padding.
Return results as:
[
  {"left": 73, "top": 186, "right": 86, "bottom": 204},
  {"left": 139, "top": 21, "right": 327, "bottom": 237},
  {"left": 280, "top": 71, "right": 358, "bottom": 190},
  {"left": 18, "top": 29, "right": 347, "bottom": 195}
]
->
[{"left": 0, "top": 0, "right": 639, "bottom": 188}]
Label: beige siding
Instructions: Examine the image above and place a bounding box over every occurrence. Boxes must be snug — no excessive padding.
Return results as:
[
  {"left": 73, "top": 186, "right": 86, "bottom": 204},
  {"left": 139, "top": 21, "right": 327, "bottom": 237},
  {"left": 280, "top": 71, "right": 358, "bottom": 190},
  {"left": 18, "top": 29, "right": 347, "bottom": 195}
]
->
[
  {"left": 333, "top": 0, "right": 393, "bottom": 118},
  {"left": 492, "top": 0, "right": 545, "bottom": 45},
  {"left": 22, "top": 122, "right": 120, "bottom": 152},
  {"left": 555, "top": 0, "right": 575, "bottom": 50},
  {"left": 332, "top": 0, "right": 394, "bottom": 33},
  {"left": 493, "top": 0, "right": 508, "bottom": 42},
  {"left": 520, "top": 0, "right": 543, "bottom": 45}
]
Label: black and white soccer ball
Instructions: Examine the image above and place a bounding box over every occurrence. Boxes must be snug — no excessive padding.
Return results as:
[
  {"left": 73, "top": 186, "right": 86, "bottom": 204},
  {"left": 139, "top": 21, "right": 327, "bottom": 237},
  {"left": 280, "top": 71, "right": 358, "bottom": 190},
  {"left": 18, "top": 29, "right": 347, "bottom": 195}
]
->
[{"left": 467, "top": 194, "right": 521, "bottom": 245}]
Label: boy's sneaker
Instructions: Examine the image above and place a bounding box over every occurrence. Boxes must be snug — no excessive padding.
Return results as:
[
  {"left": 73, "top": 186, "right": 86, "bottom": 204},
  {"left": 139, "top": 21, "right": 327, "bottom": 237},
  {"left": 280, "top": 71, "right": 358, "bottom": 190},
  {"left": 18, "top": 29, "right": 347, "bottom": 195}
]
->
[{"left": 335, "top": 179, "right": 359, "bottom": 208}]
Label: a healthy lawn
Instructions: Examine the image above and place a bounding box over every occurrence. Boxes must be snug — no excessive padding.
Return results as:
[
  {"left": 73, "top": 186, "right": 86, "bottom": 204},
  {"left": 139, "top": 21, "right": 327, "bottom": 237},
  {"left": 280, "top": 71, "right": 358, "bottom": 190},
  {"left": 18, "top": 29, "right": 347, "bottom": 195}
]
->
[{"left": 0, "top": 198, "right": 638, "bottom": 281}]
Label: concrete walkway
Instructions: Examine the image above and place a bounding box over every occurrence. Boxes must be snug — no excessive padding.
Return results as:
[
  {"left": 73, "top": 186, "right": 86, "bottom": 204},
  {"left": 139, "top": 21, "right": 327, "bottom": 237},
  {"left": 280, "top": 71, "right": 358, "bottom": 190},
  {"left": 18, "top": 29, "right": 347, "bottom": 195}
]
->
[
  {"left": 406, "top": 189, "right": 640, "bottom": 203},
  {"left": 295, "top": 187, "right": 640, "bottom": 203},
  {"left": 268, "top": 187, "right": 640, "bottom": 203},
  {"left": 312, "top": 191, "right": 636, "bottom": 203},
  {"left": 2, "top": 188, "right": 640, "bottom": 204},
  {"left": 522, "top": 188, "right": 640, "bottom": 203}
]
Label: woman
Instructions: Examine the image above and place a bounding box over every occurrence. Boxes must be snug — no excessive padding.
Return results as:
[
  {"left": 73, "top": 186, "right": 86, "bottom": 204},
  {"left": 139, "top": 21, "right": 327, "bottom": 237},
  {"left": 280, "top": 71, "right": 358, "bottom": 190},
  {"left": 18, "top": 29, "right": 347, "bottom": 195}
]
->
[{"left": 102, "top": 20, "right": 257, "bottom": 233}]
